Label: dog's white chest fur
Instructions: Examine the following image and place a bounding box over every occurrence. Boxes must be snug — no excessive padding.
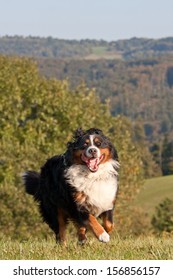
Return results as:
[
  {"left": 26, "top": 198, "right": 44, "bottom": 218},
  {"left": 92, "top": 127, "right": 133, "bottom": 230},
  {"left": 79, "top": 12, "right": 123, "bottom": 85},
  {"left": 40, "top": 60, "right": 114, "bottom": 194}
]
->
[{"left": 65, "top": 160, "right": 119, "bottom": 217}]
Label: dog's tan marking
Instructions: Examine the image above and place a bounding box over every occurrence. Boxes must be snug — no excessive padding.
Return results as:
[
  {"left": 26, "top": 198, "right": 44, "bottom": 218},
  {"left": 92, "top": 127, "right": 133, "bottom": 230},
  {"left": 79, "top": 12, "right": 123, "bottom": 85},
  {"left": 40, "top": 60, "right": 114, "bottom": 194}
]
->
[
  {"left": 78, "top": 226, "right": 87, "bottom": 244},
  {"left": 101, "top": 210, "right": 114, "bottom": 233},
  {"left": 99, "top": 148, "right": 112, "bottom": 163},
  {"left": 102, "top": 215, "right": 114, "bottom": 233},
  {"left": 88, "top": 214, "right": 104, "bottom": 237},
  {"left": 87, "top": 214, "right": 109, "bottom": 242},
  {"left": 74, "top": 191, "right": 86, "bottom": 204}
]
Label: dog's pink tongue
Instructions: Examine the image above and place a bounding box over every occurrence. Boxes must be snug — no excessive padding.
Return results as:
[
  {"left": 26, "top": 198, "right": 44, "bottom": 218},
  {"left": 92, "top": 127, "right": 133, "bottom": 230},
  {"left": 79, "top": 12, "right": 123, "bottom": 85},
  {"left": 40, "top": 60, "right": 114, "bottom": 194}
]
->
[
  {"left": 88, "top": 158, "right": 99, "bottom": 172},
  {"left": 81, "top": 153, "right": 99, "bottom": 172}
]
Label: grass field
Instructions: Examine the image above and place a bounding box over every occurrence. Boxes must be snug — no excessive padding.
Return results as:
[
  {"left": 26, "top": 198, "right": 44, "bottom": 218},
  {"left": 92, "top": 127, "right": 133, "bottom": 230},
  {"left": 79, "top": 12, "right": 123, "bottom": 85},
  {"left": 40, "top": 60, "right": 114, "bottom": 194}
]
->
[
  {"left": 0, "top": 236, "right": 173, "bottom": 260},
  {"left": 84, "top": 46, "right": 123, "bottom": 60},
  {"left": 1, "top": 175, "right": 173, "bottom": 260},
  {"left": 134, "top": 175, "right": 173, "bottom": 217}
]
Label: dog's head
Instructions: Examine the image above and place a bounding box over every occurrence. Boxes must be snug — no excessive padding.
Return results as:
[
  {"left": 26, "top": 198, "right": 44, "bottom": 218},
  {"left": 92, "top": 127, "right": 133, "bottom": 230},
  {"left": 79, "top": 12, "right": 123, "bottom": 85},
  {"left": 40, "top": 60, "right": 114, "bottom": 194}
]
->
[{"left": 66, "top": 128, "right": 118, "bottom": 172}]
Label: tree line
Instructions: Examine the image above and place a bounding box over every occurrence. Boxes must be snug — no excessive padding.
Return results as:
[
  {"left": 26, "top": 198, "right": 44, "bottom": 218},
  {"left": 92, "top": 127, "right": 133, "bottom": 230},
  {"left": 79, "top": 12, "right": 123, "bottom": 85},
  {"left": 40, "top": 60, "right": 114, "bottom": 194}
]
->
[{"left": 1, "top": 36, "right": 173, "bottom": 60}]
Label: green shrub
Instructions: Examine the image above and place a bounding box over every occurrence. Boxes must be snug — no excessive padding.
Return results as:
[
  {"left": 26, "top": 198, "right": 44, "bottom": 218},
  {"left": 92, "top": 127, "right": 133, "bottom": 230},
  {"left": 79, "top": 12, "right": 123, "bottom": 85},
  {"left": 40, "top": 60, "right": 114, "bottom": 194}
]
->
[{"left": 151, "top": 198, "right": 173, "bottom": 234}]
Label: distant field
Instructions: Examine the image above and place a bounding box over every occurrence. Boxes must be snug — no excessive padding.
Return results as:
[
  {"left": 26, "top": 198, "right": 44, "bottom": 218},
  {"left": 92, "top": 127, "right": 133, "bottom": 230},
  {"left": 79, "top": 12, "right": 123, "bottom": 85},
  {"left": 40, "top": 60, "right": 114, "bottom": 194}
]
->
[
  {"left": 84, "top": 46, "right": 123, "bottom": 60},
  {"left": 134, "top": 175, "right": 173, "bottom": 216}
]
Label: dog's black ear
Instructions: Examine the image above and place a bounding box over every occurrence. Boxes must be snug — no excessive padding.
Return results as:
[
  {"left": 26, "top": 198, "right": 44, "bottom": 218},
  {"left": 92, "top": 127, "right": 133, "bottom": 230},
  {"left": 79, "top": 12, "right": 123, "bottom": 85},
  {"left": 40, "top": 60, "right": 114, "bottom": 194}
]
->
[
  {"left": 66, "top": 128, "right": 84, "bottom": 150},
  {"left": 74, "top": 128, "right": 85, "bottom": 139}
]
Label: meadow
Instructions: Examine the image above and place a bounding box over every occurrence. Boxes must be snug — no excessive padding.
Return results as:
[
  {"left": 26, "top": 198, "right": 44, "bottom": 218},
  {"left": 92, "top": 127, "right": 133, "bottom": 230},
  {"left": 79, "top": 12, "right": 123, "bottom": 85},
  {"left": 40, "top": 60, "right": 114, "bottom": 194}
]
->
[
  {"left": 0, "top": 236, "right": 173, "bottom": 260},
  {"left": 134, "top": 175, "right": 173, "bottom": 217},
  {"left": 1, "top": 175, "right": 173, "bottom": 260}
]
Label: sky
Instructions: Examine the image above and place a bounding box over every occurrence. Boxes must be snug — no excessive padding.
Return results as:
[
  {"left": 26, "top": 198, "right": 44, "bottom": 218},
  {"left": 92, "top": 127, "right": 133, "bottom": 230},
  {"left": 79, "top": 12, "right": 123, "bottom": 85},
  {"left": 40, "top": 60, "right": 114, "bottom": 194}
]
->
[{"left": 0, "top": 0, "right": 173, "bottom": 41}]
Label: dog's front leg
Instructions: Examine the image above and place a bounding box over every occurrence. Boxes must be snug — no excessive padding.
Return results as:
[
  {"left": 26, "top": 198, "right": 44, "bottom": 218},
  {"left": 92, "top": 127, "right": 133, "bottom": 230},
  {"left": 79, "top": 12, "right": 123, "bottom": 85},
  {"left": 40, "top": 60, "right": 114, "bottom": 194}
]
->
[
  {"left": 88, "top": 214, "right": 110, "bottom": 242},
  {"left": 102, "top": 210, "right": 114, "bottom": 233},
  {"left": 78, "top": 226, "right": 87, "bottom": 244}
]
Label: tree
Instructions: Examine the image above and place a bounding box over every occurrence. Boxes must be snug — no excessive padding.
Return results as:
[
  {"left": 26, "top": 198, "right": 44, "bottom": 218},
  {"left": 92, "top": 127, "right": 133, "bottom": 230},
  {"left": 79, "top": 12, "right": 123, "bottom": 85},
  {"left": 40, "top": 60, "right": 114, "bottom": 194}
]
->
[{"left": 161, "top": 136, "right": 173, "bottom": 175}]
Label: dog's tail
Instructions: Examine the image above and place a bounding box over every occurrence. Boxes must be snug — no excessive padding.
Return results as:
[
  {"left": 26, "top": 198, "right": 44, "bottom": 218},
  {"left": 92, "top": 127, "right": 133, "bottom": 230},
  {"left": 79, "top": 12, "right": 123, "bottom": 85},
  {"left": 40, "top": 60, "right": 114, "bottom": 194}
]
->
[{"left": 22, "top": 171, "right": 40, "bottom": 196}]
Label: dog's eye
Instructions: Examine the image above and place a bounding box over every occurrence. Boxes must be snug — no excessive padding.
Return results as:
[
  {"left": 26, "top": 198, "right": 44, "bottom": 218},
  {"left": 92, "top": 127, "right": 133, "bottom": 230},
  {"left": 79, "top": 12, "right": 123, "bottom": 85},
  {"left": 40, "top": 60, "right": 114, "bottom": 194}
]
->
[{"left": 95, "top": 141, "right": 101, "bottom": 147}]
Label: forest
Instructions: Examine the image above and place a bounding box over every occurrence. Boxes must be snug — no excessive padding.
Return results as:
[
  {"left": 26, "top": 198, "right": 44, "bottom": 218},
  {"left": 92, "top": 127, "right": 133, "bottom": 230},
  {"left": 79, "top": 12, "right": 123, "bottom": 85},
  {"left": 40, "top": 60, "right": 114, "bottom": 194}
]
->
[{"left": 37, "top": 56, "right": 173, "bottom": 176}]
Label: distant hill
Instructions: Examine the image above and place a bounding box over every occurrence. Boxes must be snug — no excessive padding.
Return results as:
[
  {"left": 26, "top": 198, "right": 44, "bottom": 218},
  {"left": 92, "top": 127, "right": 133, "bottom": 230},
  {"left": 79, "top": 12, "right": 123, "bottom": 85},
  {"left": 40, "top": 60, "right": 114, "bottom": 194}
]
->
[
  {"left": 37, "top": 55, "right": 173, "bottom": 142},
  {"left": 1, "top": 36, "right": 173, "bottom": 60},
  {"left": 134, "top": 175, "right": 173, "bottom": 216}
]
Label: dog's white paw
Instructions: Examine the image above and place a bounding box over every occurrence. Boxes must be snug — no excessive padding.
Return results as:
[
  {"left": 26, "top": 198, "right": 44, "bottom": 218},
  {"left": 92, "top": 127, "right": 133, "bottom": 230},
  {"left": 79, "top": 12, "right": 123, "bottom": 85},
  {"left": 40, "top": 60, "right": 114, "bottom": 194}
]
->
[{"left": 99, "top": 231, "right": 110, "bottom": 243}]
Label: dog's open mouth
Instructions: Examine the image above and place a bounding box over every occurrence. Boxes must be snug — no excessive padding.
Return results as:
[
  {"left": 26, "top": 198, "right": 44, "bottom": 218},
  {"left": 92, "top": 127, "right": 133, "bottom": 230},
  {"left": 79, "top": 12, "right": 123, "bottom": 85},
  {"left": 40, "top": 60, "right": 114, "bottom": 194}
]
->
[{"left": 81, "top": 153, "right": 105, "bottom": 172}]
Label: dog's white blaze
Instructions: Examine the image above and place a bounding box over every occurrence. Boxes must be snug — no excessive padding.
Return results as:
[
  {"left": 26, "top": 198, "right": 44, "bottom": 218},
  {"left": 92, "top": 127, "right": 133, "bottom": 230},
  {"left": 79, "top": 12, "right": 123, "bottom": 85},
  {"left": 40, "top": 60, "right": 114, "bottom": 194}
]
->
[
  {"left": 89, "top": 135, "right": 94, "bottom": 146},
  {"left": 85, "top": 135, "right": 100, "bottom": 158},
  {"left": 65, "top": 159, "right": 119, "bottom": 217}
]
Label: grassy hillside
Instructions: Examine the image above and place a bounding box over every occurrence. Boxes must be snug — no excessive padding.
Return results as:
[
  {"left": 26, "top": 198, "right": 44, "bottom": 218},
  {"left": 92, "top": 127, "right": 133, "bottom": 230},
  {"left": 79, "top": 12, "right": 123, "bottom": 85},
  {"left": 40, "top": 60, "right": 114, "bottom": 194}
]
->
[{"left": 134, "top": 175, "right": 173, "bottom": 216}]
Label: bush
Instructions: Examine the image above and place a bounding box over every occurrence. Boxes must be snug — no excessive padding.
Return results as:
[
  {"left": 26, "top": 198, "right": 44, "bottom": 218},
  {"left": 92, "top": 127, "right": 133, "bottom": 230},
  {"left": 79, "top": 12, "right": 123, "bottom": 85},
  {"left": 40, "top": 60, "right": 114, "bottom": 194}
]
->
[{"left": 151, "top": 198, "right": 173, "bottom": 234}]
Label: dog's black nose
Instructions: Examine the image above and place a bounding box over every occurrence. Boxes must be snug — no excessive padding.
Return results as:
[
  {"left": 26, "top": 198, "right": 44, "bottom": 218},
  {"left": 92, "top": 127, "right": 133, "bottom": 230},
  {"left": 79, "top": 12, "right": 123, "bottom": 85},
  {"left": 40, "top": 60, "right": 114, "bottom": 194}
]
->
[{"left": 88, "top": 148, "right": 97, "bottom": 155}]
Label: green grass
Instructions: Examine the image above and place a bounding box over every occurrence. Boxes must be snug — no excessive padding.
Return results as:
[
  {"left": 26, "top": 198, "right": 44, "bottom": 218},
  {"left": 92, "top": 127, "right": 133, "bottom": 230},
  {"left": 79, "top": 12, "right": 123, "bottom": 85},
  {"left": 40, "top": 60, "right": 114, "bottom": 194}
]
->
[
  {"left": 134, "top": 175, "right": 173, "bottom": 216},
  {"left": 92, "top": 46, "right": 108, "bottom": 55},
  {"left": 1, "top": 236, "right": 173, "bottom": 260},
  {"left": 84, "top": 46, "right": 122, "bottom": 60},
  {"left": 1, "top": 175, "right": 173, "bottom": 260}
]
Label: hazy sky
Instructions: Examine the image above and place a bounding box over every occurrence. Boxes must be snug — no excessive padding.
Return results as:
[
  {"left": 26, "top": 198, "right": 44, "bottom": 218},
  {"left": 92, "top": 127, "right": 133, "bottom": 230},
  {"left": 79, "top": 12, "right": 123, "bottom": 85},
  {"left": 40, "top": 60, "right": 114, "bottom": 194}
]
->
[{"left": 0, "top": 0, "right": 173, "bottom": 41}]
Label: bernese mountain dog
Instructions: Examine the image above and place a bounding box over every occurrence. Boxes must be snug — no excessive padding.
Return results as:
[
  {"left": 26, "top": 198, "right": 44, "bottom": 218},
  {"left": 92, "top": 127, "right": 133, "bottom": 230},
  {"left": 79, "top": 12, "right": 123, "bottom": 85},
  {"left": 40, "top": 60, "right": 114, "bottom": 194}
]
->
[{"left": 23, "top": 128, "right": 119, "bottom": 244}]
